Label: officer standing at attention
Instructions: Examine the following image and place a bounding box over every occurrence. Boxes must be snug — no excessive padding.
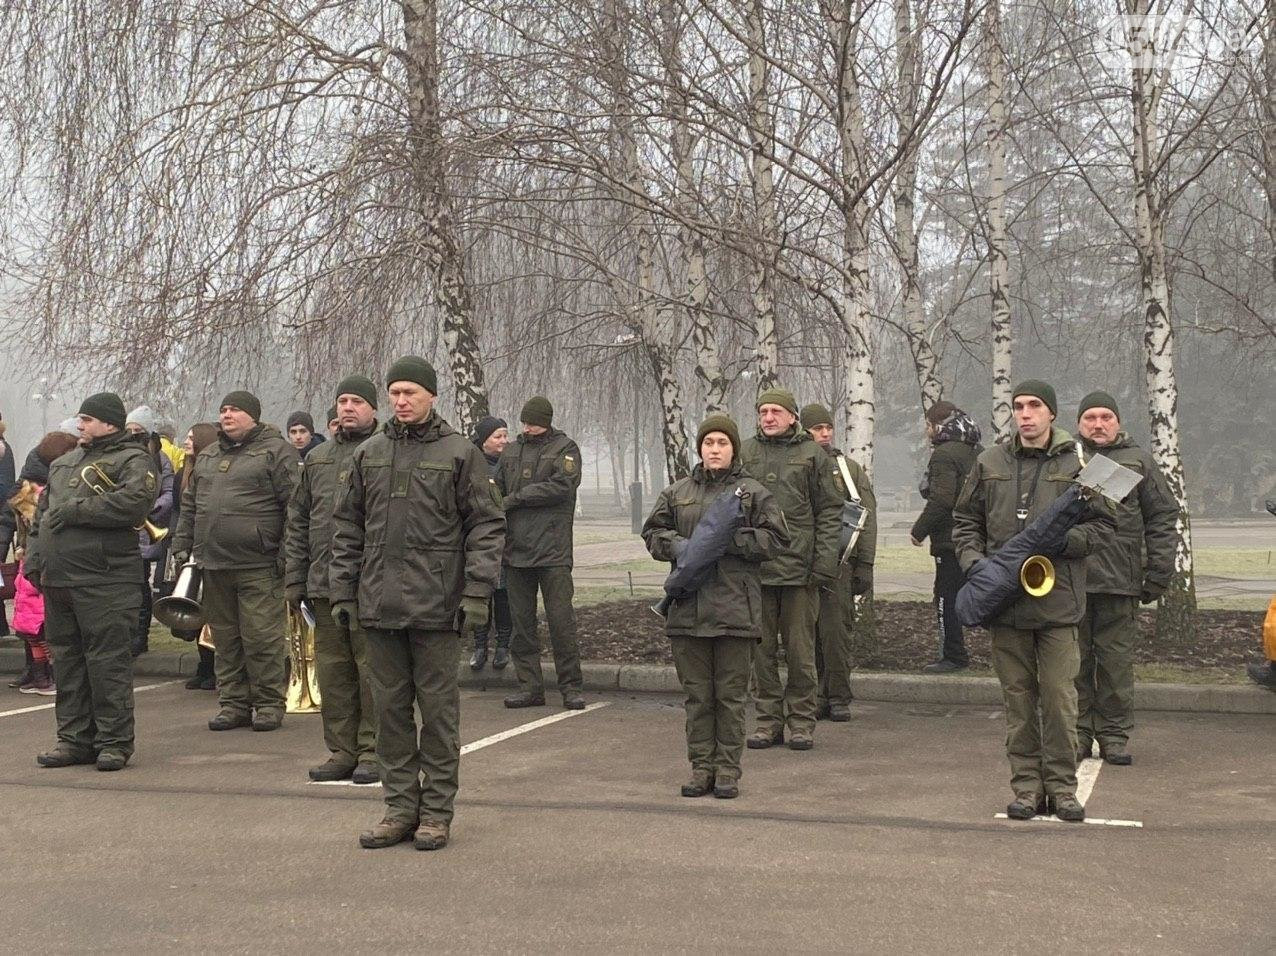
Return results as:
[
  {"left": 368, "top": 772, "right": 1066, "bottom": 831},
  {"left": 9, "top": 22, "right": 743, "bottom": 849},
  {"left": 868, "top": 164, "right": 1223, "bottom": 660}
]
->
[
  {"left": 24, "top": 392, "right": 155, "bottom": 771},
  {"left": 799, "top": 403, "right": 877, "bottom": 723},
  {"left": 740, "top": 388, "right": 842, "bottom": 752},
  {"left": 1073, "top": 391, "right": 1176, "bottom": 765},
  {"left": 642, "top": 414, "right": 789, "bottom": 799},
  {"left": 284, "top": 375, "right": 382, "bottom": 784},
  {"left": 330, "top": 356, "right": 504, "bottom": 851},
  {"left": 496, "top": 396, "right": 586, "bottom": 711},
  {"left": 171, "top": 390, "right": 300, "bottom": 733},
  {"left": 953, "top": 380, "right": 1114, "bottom": 822}
]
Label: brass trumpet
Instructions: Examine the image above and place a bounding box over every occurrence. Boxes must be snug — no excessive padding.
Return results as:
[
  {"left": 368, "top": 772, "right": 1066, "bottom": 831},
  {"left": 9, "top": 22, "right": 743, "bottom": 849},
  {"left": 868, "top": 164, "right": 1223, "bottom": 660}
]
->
[
  {"left": 1019, "top": 555, "right": 1056, "bottom": 598},
  {"left": 80, "top": 462, "right": 170, "bottom": 543}
]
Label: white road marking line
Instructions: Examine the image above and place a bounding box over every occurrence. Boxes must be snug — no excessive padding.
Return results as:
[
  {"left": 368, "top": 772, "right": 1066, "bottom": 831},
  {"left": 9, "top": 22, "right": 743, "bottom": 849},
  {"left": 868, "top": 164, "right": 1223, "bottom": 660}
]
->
[
  {"left": 0, "top": 680, "right": 182, "bottom": 719},
  {"left": 311, "top": 701, "right": 612, "bottom": 786},
  {"left": 1075, "top": 754, "right": 1103, "bottom": 805},
  {"left": 993, "top": 813, "right": 1143, "bottom": 828}
]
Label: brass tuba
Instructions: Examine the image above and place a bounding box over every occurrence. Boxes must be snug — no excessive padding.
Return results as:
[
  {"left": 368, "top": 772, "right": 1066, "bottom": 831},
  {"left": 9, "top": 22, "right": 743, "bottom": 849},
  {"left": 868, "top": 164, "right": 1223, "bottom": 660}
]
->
[
  {"left": 286, "top": 603, "right": 322, "bottom": 714},
  {"left": 1019, "top": 555, "right": 1056, "bottom": 598},
  {"left": 80, "top": 463, "right": 170, "bottom": 543}
]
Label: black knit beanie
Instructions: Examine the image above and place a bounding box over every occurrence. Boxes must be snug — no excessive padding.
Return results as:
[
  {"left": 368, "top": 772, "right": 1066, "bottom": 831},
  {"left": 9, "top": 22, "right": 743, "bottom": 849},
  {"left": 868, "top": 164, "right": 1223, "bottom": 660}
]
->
[
  {"left": 520, "top": 396, "right": 553, "bottom": 428},
  {"left": 326, "top": 405, "right": 338, "bottom": 425},
  {"left": 1011, "top": 380, "right": 1057, "bottom": 417},
  {"left": 220, "top": 390, "right": 262, "bottom": 422},
  {"left": 472, "top": 416, "right": 507, "bottom": 448},
  {"left": 335, "top": 374, "right": 378, "bottom": 409},
  {"left": 78, "top": 392, "right": 127, "bottom": 430},
  {"left": 286, "top": 411, "right": 315, "bottom": 433},
  {"left": 385, "top": 356, "right": 438, "bottom": 394},
  {"left": 1077, "top": 390, "right": 1119, "bottom": 420},
  {"left": 697, "top": 414, "right": 741, "bottom": 456}
]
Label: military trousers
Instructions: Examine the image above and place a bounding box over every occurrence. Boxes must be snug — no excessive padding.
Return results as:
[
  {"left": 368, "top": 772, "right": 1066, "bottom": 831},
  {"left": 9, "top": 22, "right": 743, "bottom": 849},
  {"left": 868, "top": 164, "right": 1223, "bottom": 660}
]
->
[
  {"left": 365, "top": 627, "right": 460, "bottom": 825},
  {"left": 671, "top": 635, "right": 753, "bottom": 779},
  {"left": 1076, "top": 592, "right": 1138, "bottom": 751},
  {"left": 310, "top": 597, "right": 376, "bottom": 768},
  {"left": 814, "top": 564, "right": 856, "bottom": 707},
  {"left": 506, "top": 565, "right": 582, "bottom": 697},
  {"left": 990, "top": 624, "right": 1080, "bottom": 798},
  {"left": 44, "top": 584, "right": 141, "bottom": 758},
  {"left": 753, "top": 584, "right": 819, "bottom": 735},
  {"left": 933, "top": 552, "right": 969, "bottom": 666},
  {"left": 202, "top": 567, "right": 288, "bottom": 717}
]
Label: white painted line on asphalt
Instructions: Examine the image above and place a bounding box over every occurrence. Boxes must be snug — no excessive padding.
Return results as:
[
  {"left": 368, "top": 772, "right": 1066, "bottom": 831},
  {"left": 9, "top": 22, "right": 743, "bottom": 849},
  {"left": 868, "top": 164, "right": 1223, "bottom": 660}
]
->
[
  {"left": 993, "top": 813, "right": 1143, "bottom": 828},
  {"left": 1075, "top": 754, "right": 1103, "bottom": 805},
  {"left": 311, "top": 701, "right": 612, "bottom": 786},
  {"left": 0, "top": 680, "right": 182, "bottom": 719}
]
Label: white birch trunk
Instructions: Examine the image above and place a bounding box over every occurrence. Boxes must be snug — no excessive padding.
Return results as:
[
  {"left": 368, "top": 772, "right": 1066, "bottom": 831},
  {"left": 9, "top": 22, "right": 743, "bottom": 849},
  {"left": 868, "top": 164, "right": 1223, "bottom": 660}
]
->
[
  {"left": 746, "top": 0, "right": 780, "bottom": 391},
  {"left": 662, "top": 0, "right": 727, "bottom": 415},
  {"left": 829, "top": 0, "right": 875, "bottom": 476},
  {"left": 401, "top": 0, "right": 488, "bottom": 433},
  {"left": 983, "top": 0, "right": 1013, "bottom": 441},
  {"left": 1127, "top": 0, "right": 1195, "bottom": 633},
  {"left": 893, "top": 0, "right": 943, "bottom": 411},
  {"left": 606, "top": 0, "right": 691, "bottom": 480},
  {"left": 1264, "top": 0, "right": 1276, "bottom": 280}
]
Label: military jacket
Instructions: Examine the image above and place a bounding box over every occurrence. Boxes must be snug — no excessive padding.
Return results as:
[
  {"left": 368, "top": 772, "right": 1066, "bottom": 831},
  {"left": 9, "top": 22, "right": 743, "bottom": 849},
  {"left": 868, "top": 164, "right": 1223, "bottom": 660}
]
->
[
  {"left": 24, "top": 430, "right": 155, "bottom": 588},
  {"left": 825, "top": 445, "right": 878, "bottom": 566},
  {"left": 642, "top": 461, "right": 789, "bottom": 639},
  {"left": 172, "top": 424, "right": 299, "bottom": 571},
  {"left": 284, "top": 423, "right": 375, "bottom": 600},
  {"left": 953, "top": 428, "right": 1115, "bottom": 629},
  {"left": 495, "top": 428, "right": 581, "bottom": 568},
  {"left": 739, "top": 427, "right": 843, "bottom": 586},
  {"left": 1079, "top": 433, "right": 1177, "bottom": 597},
  {"left": 911, "top": 438, "right": 981, "bottom": 555},
  {"left": 329, "top": 413, "right": 504, "bottom": 631}
]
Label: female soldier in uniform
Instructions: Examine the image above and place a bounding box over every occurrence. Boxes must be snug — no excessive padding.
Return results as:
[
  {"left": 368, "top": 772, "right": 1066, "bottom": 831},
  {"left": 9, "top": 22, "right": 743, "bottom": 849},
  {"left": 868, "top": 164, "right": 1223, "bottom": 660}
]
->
[{"left": 642, "top": 414, "right": 788, "bottom": 799}]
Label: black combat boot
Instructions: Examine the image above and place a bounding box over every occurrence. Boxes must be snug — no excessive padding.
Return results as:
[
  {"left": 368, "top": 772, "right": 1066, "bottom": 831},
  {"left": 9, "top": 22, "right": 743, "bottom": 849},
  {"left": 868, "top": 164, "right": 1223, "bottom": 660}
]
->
[
  {"left": 503, "top": 690, "right": 546, "bottom": 708},
  {"left": 8, "top": 643, "right": 34, "bottom": 688},
  {"left": 468, "top": 629, "right": 489, "bottom": 671},
  {"left": 1246, "top": 660, "right": 1276, "bottom": 688},
  {"left": 491, "top": 631, "right": 511, "bottom": 670}
]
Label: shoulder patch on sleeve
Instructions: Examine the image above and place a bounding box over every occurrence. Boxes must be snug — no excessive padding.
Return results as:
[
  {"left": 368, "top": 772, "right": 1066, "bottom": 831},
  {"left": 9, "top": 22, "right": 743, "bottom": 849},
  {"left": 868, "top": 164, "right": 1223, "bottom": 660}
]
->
[
  {"left": 145, "top": 472, "right": 157, "bottom": 492},
  {"left": 563, "top": 455, "right": 576, "bottom": 475},
  {"left": 488, "top": 477, "right": 502, "bottom": 506}
]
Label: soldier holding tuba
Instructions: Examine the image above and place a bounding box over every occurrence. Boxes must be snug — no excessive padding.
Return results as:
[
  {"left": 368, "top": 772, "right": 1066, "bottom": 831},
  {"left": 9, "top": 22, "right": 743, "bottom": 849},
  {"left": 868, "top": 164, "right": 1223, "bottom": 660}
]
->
[
  {"left": 284, "top": 375, "right": 381, "bottom": 785},
  {"left": 952, "top": 381, "right": 1114, "bottom": 823},
  {"left": 23, "top": 392, "right": 157, "bottom": 772}
]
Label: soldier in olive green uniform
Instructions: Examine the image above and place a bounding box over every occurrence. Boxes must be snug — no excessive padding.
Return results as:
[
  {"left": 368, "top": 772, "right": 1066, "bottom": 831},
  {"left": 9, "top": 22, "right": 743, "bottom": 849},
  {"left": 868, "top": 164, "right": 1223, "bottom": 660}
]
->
[
  {"left": 739, "top": 388, "right": 843, "bottom": 751},
  {"left": 331, "top": 356, "right": 504, "bottom": 851},
  {"left": 495, "top": 397, "right": 585, "bottom": 710},
  {"left": 284, "top": 375, "right": 381, "bottom": 784},
  {"left": 799, "top": 404, "right": 877, "bottom": 723},
  {"left": 953, "top": 381, "right": 1115, "bottom": 822},
  {"left": 24, "top": 392, "right": 156, "bottom": 771},
  {"left": 642, "top": 415, "right": 789, "bottom": 798},
  {"left": 910, "top": 401, "right": 982, "bottom": 673},
  {"left": 1074, "top": 391, "right": 1177, "bottom": 765},
  {"left": 172, "top": 390, "right": 299, "bottom": 732}
]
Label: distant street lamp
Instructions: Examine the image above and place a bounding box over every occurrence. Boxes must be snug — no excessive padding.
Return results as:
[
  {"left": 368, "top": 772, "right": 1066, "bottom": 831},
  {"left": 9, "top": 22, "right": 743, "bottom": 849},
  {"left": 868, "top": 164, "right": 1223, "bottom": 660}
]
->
[
  {"left": 614, "top": 332, "right": 644, "bottom": 533},
  {"left": 31, "top": 377, "right": 57, "bottom": 434}
]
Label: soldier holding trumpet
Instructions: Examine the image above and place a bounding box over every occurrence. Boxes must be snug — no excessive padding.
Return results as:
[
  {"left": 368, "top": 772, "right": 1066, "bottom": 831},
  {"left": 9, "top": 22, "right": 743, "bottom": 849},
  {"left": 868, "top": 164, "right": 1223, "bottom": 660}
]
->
[{"left": 23, "top": 392, "right": 157, "bottom": 771}]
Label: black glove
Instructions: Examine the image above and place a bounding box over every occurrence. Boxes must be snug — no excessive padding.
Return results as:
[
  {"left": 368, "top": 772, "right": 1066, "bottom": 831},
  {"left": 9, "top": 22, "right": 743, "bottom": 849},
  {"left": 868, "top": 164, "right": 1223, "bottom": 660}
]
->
[
  {"left": 1139, "top": 581, "right": 1166, "bottom": 605},
  {"left": 284, "top": 584, "right": 305, "bottom": 610},
  {"left": 171, "top": 551, "right": 191, "bottom": 568},
  {"left": 851, "top": 562, "right": 873, "bottom": 596},
  {"left": 331, "top": 600, "right": 357, "bottom": 628}
]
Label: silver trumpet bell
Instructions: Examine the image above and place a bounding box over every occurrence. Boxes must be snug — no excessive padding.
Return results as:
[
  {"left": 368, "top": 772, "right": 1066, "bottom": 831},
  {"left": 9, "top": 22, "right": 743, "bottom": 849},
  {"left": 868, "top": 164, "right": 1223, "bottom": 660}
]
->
[{"left": 154, "top": 560, "right": 205, "bottom": 635}]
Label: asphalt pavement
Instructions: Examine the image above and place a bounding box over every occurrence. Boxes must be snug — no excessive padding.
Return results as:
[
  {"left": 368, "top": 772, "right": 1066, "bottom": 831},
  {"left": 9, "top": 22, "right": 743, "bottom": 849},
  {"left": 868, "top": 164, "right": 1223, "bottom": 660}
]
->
[{"left": 0, "top": 681, "right": 1272, "bottom": 953}]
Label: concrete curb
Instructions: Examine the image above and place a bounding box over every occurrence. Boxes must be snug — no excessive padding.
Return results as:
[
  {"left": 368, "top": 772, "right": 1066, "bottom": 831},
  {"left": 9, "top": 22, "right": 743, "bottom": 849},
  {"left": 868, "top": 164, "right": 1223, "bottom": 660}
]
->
[{"left": 4, "top": 647, "right": 1273, "bottom": 715}]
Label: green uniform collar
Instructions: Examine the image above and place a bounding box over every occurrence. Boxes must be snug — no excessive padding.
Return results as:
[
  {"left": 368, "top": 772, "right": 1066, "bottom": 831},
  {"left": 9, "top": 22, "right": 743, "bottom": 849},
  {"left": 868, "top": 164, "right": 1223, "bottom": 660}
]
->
[
  {"left": 754, "top": 425, "right": 804, "bottom": 446},
  {"left": 386, "top": 411, "right": 450, "bottom": 442},
  {"left": 1011, "top": 427, "right": 1075, "bottom": 459},
  {"left": 1080, "top": 430, "right": 1133, "bottom": 453},
  {"left": 336, "top": 421, "right": 377, "bottom": 444}
]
